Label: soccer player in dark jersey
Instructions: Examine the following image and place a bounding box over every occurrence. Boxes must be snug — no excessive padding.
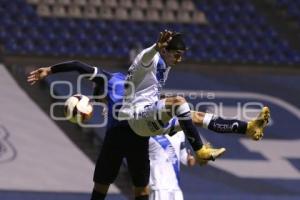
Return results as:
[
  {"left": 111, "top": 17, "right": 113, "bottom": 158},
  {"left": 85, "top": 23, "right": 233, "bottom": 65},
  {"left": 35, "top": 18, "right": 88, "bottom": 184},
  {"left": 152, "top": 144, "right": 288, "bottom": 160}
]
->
[
  {"left": 27, "top": 60, "right": 150, "bottom": 200},
  {"left": 28, "top": 58, "right": 270, "bottom": 200}
]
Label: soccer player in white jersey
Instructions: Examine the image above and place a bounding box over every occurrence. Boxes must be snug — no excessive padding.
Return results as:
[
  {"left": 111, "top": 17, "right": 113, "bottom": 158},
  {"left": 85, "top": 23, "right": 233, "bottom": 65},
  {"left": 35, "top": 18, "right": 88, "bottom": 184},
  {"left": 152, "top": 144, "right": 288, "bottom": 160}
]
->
[
  {"left": 149, "top": 131, "right": 195, "bottom": 200},
  {"left": 28, "top": 47, "right": 270, "bottom": 199},
  {"left": 118, "top": 30, "right": 270, "bottom": 165}
]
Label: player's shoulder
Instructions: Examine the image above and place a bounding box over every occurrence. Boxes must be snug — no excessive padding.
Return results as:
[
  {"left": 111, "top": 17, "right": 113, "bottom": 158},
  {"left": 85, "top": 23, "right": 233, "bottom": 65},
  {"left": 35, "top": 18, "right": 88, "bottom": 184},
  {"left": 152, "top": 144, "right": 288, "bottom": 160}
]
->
[{"left": 136, "top": 49, "right": 160, "bottom": 66}]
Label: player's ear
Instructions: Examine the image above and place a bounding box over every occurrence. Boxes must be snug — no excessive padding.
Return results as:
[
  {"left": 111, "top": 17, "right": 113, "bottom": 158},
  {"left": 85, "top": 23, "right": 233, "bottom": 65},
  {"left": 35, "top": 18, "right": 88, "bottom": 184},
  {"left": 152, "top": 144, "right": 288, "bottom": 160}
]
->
[{"left": 161, "top": 48, "right": 167, "bottom": 55}]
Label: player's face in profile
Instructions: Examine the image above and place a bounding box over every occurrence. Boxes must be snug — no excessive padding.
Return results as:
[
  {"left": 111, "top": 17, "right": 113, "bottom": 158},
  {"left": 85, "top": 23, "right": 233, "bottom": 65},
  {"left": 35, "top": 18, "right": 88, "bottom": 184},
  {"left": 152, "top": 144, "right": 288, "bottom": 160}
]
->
[{"left": 164, "top": 50, "right": 185, "bottom": 66}]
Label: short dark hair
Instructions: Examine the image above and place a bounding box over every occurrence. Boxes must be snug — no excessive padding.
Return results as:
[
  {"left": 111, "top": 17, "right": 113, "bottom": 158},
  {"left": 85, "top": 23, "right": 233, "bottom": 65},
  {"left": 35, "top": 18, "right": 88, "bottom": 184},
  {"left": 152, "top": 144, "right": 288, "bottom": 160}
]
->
[{"left": 166, "top": 33, "right": 187, "bottom": 51}]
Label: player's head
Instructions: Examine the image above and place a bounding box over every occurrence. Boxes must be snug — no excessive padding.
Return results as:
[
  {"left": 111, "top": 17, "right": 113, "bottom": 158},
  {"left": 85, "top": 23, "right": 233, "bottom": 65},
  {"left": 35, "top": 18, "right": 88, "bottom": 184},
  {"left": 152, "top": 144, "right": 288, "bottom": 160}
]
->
[{"left": 161, "top": 33, "right": 187, "bottom": 66}]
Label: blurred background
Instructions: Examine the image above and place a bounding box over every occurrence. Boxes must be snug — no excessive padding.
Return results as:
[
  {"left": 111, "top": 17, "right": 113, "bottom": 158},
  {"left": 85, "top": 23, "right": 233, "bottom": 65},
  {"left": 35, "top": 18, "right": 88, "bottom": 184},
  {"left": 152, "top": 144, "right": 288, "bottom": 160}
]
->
[{"left": 0, "top": 0, "right": 299, "bottom": 199}]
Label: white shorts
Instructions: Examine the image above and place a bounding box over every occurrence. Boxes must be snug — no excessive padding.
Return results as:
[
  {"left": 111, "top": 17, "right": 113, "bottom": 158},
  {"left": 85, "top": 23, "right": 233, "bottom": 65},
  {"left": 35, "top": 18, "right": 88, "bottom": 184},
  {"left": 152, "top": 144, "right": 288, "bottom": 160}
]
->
[
  {"left": 149, "top": 189, "right": 184, "bottom": 200},
  {"left": 128, "top": 100, "right": 181, "bottom": 136}
]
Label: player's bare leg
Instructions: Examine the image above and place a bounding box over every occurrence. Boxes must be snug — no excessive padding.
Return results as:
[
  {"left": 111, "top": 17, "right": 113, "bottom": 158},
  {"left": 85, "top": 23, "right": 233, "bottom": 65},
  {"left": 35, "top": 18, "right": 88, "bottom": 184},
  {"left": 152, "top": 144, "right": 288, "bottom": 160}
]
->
[{"left": 191, "top": 111, "right": 205, "bottom": 127}]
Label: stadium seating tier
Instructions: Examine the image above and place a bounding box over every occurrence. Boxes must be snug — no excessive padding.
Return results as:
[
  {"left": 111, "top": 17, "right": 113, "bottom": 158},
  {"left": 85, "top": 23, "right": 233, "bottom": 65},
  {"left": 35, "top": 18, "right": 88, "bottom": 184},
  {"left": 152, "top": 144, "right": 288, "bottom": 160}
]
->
[{"left": 0, "top": 0, "right": 299, "bottom": 64}]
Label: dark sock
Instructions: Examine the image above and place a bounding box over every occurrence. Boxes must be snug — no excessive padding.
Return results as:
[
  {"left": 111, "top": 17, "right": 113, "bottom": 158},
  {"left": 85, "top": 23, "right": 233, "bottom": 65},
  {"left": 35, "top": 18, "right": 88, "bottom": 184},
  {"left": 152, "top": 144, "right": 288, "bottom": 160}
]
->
[
  {"left": 208, "top": 116, "right": 247, "bottom": 134},
  {"left": 179, "top": 119, "right": 203, "bottom": 151},
  {"left": 91, "top": 190, "right": 106, "bottom": 200},
  {"left": 135, "top": 195, "right": 149, "bottom": 200},
  {"left": 175, "top": 103, "right": 203, "bottom": 151}
]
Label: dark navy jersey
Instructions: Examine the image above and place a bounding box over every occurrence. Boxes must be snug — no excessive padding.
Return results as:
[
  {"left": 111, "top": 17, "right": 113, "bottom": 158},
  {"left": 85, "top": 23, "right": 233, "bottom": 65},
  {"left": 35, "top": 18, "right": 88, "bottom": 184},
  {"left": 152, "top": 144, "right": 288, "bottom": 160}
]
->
[{"left": 102, "top": 71, "right": 126, "bottom": 129}]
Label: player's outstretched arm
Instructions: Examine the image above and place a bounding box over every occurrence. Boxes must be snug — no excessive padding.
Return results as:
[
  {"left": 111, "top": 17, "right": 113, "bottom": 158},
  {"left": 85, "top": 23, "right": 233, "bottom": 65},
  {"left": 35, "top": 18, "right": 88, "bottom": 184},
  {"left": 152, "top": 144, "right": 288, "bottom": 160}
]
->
[
  {"left": 27, "top": 67, "right": 51, "bottom": 85},
  {"left": 49, "top": 60, "right": 95, "bottom": 74},
  {"left": 27, "top": 60, "right": 102, "bottom": 85}
]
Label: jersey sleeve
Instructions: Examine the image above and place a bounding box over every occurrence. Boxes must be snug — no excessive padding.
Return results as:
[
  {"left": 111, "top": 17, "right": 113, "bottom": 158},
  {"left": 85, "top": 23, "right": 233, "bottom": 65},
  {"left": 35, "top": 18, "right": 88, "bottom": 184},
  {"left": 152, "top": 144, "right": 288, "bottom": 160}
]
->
[
  {"left": 50, "top": 60, "right": 107, "bottom": 85},
  {"left": 50, "top": 60, "right": 112, "bottom": 100},
  {"left": 51, "top": 60, "right": 95, "bottom": 74}
]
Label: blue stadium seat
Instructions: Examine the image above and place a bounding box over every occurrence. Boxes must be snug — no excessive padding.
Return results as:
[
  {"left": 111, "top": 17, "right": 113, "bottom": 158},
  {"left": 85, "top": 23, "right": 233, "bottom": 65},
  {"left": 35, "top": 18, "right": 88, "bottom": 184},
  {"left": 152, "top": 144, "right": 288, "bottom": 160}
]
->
[{"left": 0, "top": 0, "right": 299, "bottom": 64}]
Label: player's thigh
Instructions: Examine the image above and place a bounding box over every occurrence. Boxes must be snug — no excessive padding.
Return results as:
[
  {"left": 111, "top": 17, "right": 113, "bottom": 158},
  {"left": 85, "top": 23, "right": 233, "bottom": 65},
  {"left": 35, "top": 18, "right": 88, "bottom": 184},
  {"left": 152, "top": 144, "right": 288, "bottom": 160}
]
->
[
  {"left": 125, "top": 132, "right": 150, "bottom": 187},
  {"left": 136, "top": 100, "right": 172, "bottom": 123},
  {"left": 129, "top": 100, "right": 177, "bottom": 136},
  {"left": 129, "top": 116, "right": 181, "bottom": 137},
  {"left": 93, "top": 127, "right": 124, "bottom": 184}
]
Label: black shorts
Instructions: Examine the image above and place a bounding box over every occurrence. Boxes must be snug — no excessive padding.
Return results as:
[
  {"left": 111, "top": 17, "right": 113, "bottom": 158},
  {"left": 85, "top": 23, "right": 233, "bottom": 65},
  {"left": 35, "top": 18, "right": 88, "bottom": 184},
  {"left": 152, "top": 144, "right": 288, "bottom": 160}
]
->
[{"left": 93, "top": 121, "right": 150, "bottom": 187}]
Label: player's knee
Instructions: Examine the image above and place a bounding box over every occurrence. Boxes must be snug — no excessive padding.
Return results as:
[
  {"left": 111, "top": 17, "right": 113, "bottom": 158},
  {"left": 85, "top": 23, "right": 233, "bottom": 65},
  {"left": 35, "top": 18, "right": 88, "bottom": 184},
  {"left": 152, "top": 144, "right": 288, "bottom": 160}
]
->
[
  {"left": 93, "top": 182, "right": 110, "bottom": 194},
  {"left": 166, "top": 96, "right": 187, "bottom": 105},
  {"left": 134, "top": 186, "right": 149, "bottom": 197},
  {"left": 192, "top": 111, "right": 205, "bottom": 126}
]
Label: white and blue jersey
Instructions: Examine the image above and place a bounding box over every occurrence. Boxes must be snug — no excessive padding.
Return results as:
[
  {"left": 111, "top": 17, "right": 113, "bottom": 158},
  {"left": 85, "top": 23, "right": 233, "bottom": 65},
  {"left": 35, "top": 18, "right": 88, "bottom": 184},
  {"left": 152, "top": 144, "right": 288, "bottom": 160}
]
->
[
  {"left": 99, "top": 70, "right": 182, "bottom": 136},
  {"left": 117, "top": 45, "right": 181, "bottom": 137},
  {"left": 149, "top": 131, "right": 188, "bottom": 191},
  {"left": 119, "top": 45, "right": 171, "bottom": 119}
]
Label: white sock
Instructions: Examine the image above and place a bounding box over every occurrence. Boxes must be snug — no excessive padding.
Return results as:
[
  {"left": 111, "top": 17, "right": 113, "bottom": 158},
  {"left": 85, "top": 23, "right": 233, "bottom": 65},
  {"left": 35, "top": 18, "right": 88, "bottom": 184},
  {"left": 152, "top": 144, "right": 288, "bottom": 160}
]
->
[
  {"left": 202, "top": 113, "right": 214, "bottom": 129},
  {"left": 175, "top": 103, "right": 191, "bottom": 117}
]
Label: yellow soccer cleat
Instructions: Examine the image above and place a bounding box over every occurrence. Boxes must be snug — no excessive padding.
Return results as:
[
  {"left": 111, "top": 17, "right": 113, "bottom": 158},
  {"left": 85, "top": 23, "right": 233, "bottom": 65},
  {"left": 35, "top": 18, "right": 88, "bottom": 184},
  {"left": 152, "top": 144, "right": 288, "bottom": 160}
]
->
[
  {"left": 195, "top": 143, "right": 226, "bottom": 165},
  {"left": 246, "top": 106, "right": 270, "bottom": 141}
]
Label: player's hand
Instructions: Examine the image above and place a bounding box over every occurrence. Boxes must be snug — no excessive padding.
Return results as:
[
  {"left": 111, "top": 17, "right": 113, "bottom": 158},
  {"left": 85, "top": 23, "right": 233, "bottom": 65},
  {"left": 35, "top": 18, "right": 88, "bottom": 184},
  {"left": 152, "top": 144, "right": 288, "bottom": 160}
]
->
[
  {"left": 155, "top": 30, "right": 174, "bottom": 51},
  {"left": 187, "top": 149, "right": 196, "bottom": 167},
  {"left": 27, "top": 67, "right": 51, "bottom": 85}
]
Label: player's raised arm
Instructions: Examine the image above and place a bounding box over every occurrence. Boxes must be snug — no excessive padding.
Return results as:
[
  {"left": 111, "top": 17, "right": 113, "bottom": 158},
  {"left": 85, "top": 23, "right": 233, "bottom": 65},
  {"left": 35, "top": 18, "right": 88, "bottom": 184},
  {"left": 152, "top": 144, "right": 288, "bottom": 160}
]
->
[
  {"left": 140, "top": 30, "right": 173, "bottom": 67},
  {"left": 27, "top": 60, "right": 101, "bottom": 85},
  {"left": 49, "top": 60, "right": 95, "bottom": 75},
  {"left": 27, "top": 67, "right": 51, "bottom": 85}
]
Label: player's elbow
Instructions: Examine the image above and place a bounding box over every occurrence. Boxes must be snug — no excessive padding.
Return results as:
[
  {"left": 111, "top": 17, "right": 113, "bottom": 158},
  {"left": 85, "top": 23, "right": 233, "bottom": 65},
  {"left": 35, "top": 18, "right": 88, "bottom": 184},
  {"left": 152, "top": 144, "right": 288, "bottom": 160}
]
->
[{"left": 67, "top": 60, "right": 82, "bottom": 66}]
